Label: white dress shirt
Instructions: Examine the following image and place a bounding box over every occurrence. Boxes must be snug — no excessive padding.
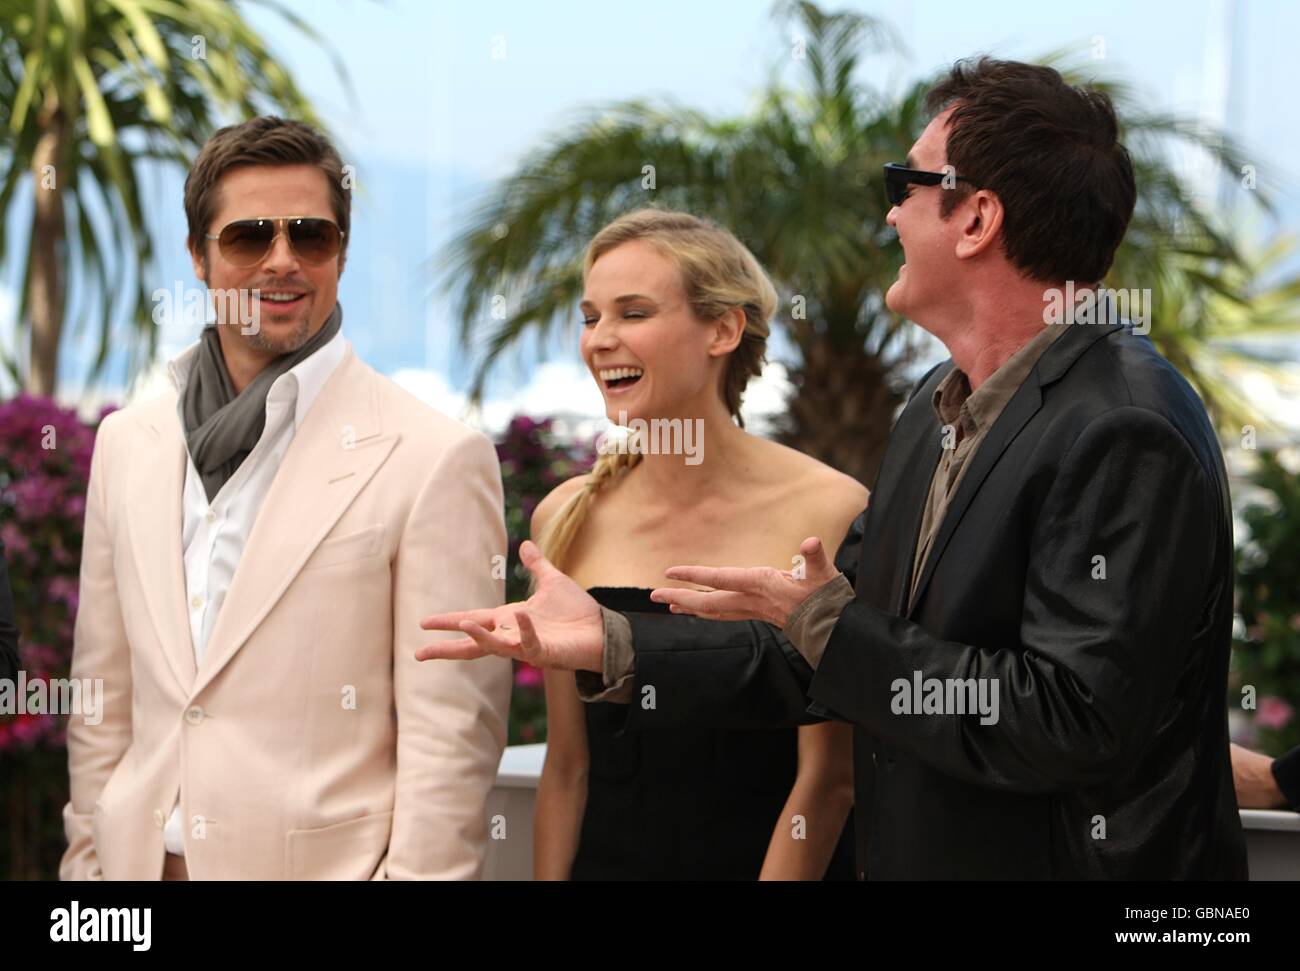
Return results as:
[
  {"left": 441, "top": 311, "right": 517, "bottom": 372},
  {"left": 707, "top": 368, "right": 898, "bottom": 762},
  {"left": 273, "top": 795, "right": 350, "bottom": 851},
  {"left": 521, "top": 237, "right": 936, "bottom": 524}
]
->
[{"left": 161, "top": 329, "right": 347, "bottom": 856}]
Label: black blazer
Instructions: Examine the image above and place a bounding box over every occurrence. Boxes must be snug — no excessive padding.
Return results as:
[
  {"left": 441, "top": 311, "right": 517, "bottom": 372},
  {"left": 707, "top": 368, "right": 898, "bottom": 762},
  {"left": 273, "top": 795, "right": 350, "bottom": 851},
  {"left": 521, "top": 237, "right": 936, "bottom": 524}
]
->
[{"left": 614, "top": 320, "right": 1248, "bottom": 880}]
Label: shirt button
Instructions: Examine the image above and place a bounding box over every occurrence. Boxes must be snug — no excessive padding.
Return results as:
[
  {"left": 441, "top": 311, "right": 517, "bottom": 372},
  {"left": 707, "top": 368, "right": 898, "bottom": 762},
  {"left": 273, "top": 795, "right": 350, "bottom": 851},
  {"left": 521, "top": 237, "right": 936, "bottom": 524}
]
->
[
  {"left": 191, "top": 596, "right": 202, "bottom": 609},
  {"left": 205, "top": 510, "right": 216, "bottom": 523},
  {"left": 185, "top": 706, "right": 205, "bottom": 725},
  {"left": 153, "top": 809, "right": 166, "bottom": 828}
]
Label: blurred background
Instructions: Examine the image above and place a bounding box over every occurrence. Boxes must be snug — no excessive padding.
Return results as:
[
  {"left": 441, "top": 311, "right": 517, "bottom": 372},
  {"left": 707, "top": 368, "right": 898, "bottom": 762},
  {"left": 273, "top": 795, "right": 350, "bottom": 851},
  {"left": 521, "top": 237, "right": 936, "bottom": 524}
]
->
[{"left": 1, "top": 0, "right": 1297, "bottom": 878}]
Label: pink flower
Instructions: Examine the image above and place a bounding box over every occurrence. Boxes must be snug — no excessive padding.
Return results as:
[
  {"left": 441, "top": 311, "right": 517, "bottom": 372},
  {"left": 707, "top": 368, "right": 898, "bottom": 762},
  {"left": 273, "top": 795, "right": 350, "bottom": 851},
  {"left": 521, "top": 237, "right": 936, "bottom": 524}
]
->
[
  {"left": 514, "top": 662, "right": 543, "bottom": 689},
  {"left": 9, "top": 476, "right": 61, "bottom": 521},
  {"left": 0, "top": 522, "right": 29, "bottom": 558},
  {"left": 46, "top": 575, "right": 79, "bottom": 606},
  {"left": 63, "top": 493, "right": 87, "bottom": 521},
  {"left": 1256, "top": 696, "right": 1295, "bottom": 731},
  {"left": 0, "top": 392, "right": 109, "bottom": 755},
  {"left": 4, "top": 713, "right": 51, "bottom": 749}
]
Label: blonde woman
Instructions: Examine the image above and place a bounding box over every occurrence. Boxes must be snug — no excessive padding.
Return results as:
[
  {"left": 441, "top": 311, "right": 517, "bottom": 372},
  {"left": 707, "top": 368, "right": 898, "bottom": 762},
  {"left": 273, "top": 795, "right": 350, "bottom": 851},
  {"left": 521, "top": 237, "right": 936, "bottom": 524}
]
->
[{"left": 530, "top": 209, "right": 868, "bottom": 880}]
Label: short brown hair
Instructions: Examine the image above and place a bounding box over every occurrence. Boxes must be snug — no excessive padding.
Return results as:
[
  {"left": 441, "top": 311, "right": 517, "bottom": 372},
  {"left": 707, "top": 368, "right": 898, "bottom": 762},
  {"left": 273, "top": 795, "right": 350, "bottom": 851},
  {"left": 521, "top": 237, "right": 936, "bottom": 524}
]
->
[
  {"left": 925, "top": 57, "right": 1136, "bottom": 284},
  {"left": 184, "top": 116, "right": 350, "bottom": 260}
]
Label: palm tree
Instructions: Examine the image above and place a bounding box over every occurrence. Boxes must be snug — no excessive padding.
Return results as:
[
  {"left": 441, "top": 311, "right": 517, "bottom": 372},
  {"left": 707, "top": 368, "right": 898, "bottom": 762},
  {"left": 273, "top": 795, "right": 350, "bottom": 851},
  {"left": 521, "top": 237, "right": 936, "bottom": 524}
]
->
[
  {"left": 1141, "top": 233, "right": 1300, "bottom": 442},
  {"left": 439, "top": 0, "right": 1285, "bottom": 484},
  {"left": 1079, "top": 67, "right": 1300, "bottom": 436},
  {"left": 0, "top": 0, "right": 348, "bottom": 396}
]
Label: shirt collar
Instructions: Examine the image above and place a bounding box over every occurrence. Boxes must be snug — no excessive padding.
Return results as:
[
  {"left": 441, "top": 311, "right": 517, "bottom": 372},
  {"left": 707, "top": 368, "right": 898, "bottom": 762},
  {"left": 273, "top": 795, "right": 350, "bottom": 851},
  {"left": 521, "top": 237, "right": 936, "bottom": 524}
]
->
[
  {"left": 931, "top": 322, "right": 1069, "bottom": 434},
  {"left": 167, "top": 327, "right": 348, "bottom": 430}
]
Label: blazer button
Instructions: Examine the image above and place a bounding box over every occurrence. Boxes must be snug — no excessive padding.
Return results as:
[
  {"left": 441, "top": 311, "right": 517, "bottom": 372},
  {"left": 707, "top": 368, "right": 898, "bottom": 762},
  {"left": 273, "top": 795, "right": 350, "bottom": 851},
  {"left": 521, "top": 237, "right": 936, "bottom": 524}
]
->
[
  {"left": 185, "top": 706, "right": 205, "bottom": 725},
  {"left": 153, "top": 809, "right": 165, "bottom": 828}
]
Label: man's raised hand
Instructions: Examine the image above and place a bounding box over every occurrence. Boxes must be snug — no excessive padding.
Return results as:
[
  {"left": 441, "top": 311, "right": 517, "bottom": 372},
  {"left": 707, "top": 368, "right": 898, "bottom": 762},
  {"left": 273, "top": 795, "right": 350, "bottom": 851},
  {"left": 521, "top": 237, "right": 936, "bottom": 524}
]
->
[
  {"left": 417, "top": 540, "right": 605, "bottom": 672},
  {"left": 649, "top": 536, "right": 840, "bottom": 627}
]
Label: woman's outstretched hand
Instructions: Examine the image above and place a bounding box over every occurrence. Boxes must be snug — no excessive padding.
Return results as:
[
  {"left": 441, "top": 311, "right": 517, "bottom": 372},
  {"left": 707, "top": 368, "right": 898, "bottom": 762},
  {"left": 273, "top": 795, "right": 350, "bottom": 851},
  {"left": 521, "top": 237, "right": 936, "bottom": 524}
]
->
[
  {"left": 649, "top": 536, "right": 840, "bottom": 627},
  {"left": 417, "top": 540, "right": 605, "bottom": 671}
]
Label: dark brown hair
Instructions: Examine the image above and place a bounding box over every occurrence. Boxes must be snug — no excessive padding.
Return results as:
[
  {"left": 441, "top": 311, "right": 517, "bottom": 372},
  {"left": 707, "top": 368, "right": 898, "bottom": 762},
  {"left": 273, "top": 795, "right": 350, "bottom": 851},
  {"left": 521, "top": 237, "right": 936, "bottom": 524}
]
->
[
  {"left": 184, "top": 116, "right": 350, "bottom": 261},
  {"left": 925, "top": 57, "right": 1136, "bottom": 284}
]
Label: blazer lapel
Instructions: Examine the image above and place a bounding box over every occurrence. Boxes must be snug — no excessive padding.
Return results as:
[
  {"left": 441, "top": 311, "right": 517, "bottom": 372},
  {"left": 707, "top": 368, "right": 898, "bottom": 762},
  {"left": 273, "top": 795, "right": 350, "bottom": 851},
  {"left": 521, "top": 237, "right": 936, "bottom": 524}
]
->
[
  {"left": 126, "top": 404, "right": 199, "bottom": 692},
  {"left": 855, "top": 362, "right": 950, "bottom": 617},
  {"left": 907, "top": 379, "right": 1043, "bottom": 615},
  {"left": 906, "top": 321, "right": 1125, "bottom": 615},
  {"left": 191, "top": 349, "right": 398, "bottom": 696},
  {"left": 890, "top": 413, "right": 946, "bottom": 617}
]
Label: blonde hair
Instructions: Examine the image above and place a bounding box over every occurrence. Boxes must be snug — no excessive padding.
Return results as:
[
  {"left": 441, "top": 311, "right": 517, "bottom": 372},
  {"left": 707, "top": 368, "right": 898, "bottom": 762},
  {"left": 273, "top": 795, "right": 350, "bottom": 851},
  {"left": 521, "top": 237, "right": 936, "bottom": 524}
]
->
[{"left": 536, "top": 208, "right": 777, "bottom": 577}]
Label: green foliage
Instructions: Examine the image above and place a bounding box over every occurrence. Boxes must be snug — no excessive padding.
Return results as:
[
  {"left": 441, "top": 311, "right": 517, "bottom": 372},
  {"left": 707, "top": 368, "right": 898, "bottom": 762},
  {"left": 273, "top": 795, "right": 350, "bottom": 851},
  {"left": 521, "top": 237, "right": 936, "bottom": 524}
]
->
[
  {"left": 1233, "top": 451, "right": 1300, "bottom": 755},
  {"left": 0, "top": 0, "right": 348, "bottom": 390},
  {"left": 437, "top": 0, "right": 1295, "bottom": 456}
]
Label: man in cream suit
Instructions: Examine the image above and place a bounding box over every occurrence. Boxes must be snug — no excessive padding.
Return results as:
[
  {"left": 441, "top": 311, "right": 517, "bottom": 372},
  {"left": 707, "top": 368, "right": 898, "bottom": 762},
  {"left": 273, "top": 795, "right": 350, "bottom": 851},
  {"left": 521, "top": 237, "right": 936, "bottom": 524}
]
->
[{"left": 60, "top": 116, "right": 511, "bottom": 880}]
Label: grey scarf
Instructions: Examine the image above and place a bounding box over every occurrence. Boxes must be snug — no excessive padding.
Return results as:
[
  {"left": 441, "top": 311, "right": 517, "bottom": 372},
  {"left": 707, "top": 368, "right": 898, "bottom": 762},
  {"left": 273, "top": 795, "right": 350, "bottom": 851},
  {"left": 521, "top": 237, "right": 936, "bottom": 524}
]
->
[{"left": 181, "top": 303, "right": 343, "bottom": 501}]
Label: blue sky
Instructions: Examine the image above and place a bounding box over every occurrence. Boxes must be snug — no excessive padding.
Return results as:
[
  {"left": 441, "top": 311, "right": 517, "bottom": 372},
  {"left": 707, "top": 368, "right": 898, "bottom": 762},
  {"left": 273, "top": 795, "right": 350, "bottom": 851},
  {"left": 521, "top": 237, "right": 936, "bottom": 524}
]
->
[{"left": 7, "top": 0, "right": 1298, "bottom": 424}]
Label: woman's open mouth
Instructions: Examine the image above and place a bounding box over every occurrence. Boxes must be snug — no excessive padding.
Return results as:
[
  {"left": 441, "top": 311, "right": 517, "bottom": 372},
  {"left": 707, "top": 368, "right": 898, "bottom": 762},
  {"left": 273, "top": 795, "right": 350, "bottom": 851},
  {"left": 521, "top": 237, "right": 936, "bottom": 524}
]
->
[{"left": 598, "top": 366, "right": 644, "bottom": 394}]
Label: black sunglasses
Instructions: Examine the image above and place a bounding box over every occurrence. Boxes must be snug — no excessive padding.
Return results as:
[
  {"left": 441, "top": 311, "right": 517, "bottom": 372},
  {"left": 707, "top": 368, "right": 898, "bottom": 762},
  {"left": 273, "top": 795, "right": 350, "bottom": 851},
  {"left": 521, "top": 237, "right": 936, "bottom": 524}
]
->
[
  {"left": 205, "top": 216, "right": 345, "bottom": 267},
  {"left": 883, "top": 163, "right": 982, "bottom": 207}
]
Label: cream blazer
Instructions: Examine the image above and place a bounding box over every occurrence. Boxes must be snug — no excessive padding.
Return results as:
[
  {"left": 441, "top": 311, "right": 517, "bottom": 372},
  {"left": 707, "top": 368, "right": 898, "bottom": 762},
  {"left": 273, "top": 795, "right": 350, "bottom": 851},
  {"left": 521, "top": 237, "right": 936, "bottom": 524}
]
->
[{"left": 60, "top": 347, "right": 511, "bottom": 879}]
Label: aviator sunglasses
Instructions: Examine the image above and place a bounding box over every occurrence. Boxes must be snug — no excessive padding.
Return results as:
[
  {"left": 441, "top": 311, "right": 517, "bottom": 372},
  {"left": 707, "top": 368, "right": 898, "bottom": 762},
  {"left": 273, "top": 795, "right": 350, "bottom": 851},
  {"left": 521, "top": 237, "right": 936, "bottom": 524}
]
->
[{"left": 205, "top": 216, "right": 345, "bottom": 267}]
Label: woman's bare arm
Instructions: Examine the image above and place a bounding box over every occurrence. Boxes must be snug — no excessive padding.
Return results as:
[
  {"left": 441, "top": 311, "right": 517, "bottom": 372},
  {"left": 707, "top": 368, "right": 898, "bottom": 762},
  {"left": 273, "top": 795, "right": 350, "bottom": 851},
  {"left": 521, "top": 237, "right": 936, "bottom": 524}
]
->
[
  {"left": 759, "top": 719, "right": 855, "bottom": 880},
  {"left": 759, "top": 470, "right": 867, "bottom": 879},
  {"left": 533, "top": 668, "right": 590, "bottom": 879},
  {"left": 530, "top": 478, "right": 592, "bottom": 880}
]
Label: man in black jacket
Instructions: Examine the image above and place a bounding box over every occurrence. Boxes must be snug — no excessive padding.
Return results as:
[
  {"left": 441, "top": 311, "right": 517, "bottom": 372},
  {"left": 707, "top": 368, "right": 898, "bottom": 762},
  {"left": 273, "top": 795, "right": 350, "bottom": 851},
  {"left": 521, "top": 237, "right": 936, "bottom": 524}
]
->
[{"left": 420, "top": 57, "right": 1248, "bottom": 880}]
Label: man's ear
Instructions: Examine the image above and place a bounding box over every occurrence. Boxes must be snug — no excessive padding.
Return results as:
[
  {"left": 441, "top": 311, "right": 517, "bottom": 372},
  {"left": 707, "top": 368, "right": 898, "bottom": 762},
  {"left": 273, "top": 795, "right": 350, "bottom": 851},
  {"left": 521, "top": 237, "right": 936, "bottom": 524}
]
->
[
  {"left": 707, "top": 307, "right": 746, "bottom": 357},
  {"left": 955, "top": 190, "right": 1004, "bottom": 261},
  {"left": 188, "top": 240, "right": 208, "bottom": 286}
]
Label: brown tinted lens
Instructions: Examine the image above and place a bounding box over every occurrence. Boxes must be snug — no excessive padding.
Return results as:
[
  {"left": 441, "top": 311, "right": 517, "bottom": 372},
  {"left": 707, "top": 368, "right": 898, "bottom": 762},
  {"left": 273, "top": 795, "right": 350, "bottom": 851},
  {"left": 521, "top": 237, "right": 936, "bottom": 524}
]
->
[
  {"left": 288, "top": 219, "right": 341, "bottom": 264},
  {"left": 217, "top": 220, "right": 275, "bottom": 265}
]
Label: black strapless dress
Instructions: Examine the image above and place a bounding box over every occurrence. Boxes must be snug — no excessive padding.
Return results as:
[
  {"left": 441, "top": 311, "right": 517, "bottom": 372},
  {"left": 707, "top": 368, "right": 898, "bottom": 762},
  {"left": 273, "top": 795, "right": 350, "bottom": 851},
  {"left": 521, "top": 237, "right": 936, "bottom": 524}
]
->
[{"left": 569, "top": 587, "right": 855, "bottom": 880}]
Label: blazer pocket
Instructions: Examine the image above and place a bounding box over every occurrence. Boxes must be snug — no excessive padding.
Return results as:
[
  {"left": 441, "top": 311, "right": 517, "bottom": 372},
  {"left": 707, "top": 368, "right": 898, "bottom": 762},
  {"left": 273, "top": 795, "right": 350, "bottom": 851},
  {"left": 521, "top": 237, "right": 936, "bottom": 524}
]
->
[
  {"left": 285, "top": 810, "right": 393, "bottom": 880},
  {"left": 301, "top": 524, "right": 384, "bottom": 572}
]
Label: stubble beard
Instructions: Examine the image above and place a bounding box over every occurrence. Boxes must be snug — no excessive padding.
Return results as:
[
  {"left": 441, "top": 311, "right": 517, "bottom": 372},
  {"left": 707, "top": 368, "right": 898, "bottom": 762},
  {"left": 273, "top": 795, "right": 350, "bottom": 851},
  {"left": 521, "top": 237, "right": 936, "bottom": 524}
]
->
[{"left": 244, "top": 311, "right": 314, "bottom": 355}]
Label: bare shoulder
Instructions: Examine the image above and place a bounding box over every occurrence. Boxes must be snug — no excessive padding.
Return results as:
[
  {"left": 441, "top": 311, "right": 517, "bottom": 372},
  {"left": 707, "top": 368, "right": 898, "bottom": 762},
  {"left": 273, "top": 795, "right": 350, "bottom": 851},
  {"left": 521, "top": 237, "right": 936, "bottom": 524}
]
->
[
  {"left": 530, "top": 473, "right": 592, "bottom": 539},
  {"left": 811, "top": 463, "right": 871, "bottom": 526},
  {"left": 754, "top": 438, "right": 870, "bottom": 520}
]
